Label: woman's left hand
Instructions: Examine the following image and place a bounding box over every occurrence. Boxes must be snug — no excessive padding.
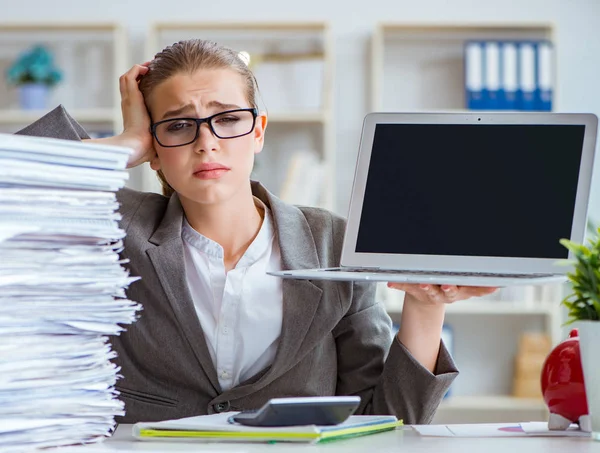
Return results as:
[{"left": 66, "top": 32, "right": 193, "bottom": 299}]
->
[{"left": 387, "top": 282, "right": 497, "bottom": 306}]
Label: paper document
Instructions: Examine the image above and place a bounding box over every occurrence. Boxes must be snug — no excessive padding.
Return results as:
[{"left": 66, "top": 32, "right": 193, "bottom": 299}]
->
[
  {"left": 0, "top": 133, "right": 141, "bottom": 452},
  {"left": 413, "top": 421, "right": 589, "bottom": 437}
]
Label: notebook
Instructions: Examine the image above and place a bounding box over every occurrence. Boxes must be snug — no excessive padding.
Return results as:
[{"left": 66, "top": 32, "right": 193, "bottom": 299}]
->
[
  {"left": 269, "top": 112, "right": 599, "bottom": 287},
  {"left": 132, "top": 412, "right": 402, "bottom": 444}
]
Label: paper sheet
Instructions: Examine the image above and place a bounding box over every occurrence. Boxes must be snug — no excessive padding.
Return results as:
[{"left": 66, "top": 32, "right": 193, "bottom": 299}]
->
[{"left": 413, "top": 422, "right": 589, "bottom": 437}]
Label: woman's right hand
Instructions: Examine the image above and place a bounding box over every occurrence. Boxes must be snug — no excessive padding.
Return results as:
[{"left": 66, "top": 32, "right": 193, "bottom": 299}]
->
[
  {"left": 118, "top": 62, "right": 155, "bottom": 168},
  {"left": 84, "top": 63, "right": 155, "bottom": 168}
]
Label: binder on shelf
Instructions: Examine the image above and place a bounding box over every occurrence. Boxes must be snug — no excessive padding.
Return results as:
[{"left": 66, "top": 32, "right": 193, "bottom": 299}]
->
[
  {"left": 536, "top": 41, "right": 553, "bottom": 111},
  {"left": 464, "top": 41, "right": 484, "bottom": 110},
  {"left": 483, "top": 41, "right": 501, "bottom": 110},
  {"left": 517, "top": 42, "right": 537, "bottom": 111},
  {"left": 500, "top": 42, "right": 518, "bottom": 110},
  {"left": 279, "top": 150, "right": 325, "bottom": 207}
]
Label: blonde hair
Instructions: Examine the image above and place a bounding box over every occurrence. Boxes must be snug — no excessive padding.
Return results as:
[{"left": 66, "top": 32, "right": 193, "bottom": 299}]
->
[{"left": 139, "top": 39, "right": 259, "bottom": 197}]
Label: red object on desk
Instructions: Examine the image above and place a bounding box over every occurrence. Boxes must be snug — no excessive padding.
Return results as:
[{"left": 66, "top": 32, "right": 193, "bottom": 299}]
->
[{"left": 540, "top": 328, "right": 590, "bottom": 431}]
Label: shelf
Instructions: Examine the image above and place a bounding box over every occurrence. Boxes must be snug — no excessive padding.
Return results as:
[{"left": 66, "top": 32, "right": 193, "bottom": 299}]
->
[
  {"left": 0, "top": 109, "right": 326, "bottom": 126},
  {"left": 439, "top": 395, "right": 547, "bottom": 411},
  {"left": 266, "top": 111, "right": 328, "bottom": 123},
  {"left": 0, "top": 22, "right": 127, "bottom": 135},
  {"left": 153, "top": 21, "right": 328, "bottom": 31},
  {"left": 374, "top": 108, "right": 552, "bottom": 114},
  {"left": 371, "top": 22, "right": 555, "bottom": 112},
  {"left": 379, "top": 22, "right": 554, "bottom": 35},
  {"left": 0, "top": 108, "right": 116, "bottom": 124},
  {"left": 0, "top": 22, "right": 121, "bottom": 32},
  {"left": 386, "top": 300, "right": 557, "bottom": 316}
]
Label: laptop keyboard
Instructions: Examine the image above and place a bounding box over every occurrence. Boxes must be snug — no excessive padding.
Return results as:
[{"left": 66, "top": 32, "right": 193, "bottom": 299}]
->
[{"left": 343, "top": 268, "right": 555, "bottom": 279}]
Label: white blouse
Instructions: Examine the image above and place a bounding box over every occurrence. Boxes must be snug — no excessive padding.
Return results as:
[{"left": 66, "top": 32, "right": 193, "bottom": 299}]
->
[{"left": 181, "top": 199, "right": 283, "bottom": 391}]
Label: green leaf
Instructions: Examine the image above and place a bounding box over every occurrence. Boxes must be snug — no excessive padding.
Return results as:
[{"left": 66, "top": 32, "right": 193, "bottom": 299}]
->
[{"left": 560, "top": 224, "right": 600, "bottom": 323}]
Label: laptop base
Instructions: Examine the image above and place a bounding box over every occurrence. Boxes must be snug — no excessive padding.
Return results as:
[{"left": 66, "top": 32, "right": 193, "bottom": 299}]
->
[{"left": 268, "top": 268, "right": 567, "bottom": 287}]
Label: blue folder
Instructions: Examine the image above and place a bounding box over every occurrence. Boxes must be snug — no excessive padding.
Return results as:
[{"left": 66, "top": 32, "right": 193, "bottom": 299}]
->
[
  {"left": 535, "top": 41, "right": 553, "bottom": 111},
  {"left": 465, "top": 41, "right": 485, "bottom": 110},
  {"left": 500, "top": 42, "right": 518, "bottom": 110},
  {"left": 517, "top": 42, "right": 537, "bottom": 111}
]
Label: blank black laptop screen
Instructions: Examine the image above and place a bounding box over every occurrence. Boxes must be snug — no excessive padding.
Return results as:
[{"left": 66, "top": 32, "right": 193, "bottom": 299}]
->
[{"left": 356, "top": 124, "right": 586, "bottom": 259}]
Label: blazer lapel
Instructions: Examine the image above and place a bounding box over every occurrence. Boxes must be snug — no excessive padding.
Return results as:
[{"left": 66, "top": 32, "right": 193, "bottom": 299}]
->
[
  {"left": 221, "top": 183, "right": 324, "bottom": 401},
  {"left": 145, "top": 193, "right": 221, "bottom": 395},
  {"left": 268, "top": 192, "right": 324, "bottom": 373}
]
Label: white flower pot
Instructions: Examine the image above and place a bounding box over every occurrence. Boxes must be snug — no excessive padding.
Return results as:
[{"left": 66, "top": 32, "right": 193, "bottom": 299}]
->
[
  {"left": 18, "top": 83, "right": 49, "bottom": 110},
  {"left": 577, "top": 320, "right": 600, "bottom": 441}
]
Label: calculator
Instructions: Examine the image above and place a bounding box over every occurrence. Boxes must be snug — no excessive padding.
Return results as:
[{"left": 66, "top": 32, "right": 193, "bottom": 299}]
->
[{"left": 230, "top": 396, "right": 361, "bottom": 427}]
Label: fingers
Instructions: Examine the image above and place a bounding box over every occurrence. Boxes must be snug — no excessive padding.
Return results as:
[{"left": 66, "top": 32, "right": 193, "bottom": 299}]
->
[
  {"left": 456, "top": 286, "right": 498, "bottom": 299},
  {"left": 135, "top": 63, "right": 151, "bottom": 82},
  {"left": 440, "top": 284, "right": 459, "bottom": 300},
  {"left": 387, "top": 282, "right": 449, "bottom": 304},
  {"left": 387, "top": 282, "right": 497, "bottom": 305},
  {"left": 119, "top": 64, "right": 150, "bottom": 99},
  {"left": 419, "top": 284, "right": 449, "bottom": 304}
]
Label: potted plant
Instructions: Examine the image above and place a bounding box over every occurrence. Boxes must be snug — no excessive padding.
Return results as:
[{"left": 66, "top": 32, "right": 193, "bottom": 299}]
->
[
  {"left": 560, "top": 226, "right": 600, "bottom": 440},
  {"left": 6, "top": 45, "right": 62, "bottom": 110}
]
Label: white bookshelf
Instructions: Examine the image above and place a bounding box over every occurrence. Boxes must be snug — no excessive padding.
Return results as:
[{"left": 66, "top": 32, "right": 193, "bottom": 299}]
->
[
  {"left": 385, "top": 296, "right": 562, "bottom": 342},
  {"left": 370, "top": 22, "right": 555, "bottom": 112},
  {"left": 387, "top": 299, "right": 558, "bottom": 316},
  {"left": 380, "top": 282, "right": 564, "bottom": 424},
  {"left": 0, "top": 107, "right": 115, "bottom": 124},
  {"left": 267, "top": 111, "right": 327, "bottom": 123},
  {"left": 433, "top": 395, "right": 548, "bottom": 424},
  {"left": 0, "top": 22, "right": 127, "bottom": 135},
  {"left": 143, "top": 22, "right": 335, "bottom": 210},
  {"left": 370, "top": 22, "right": 561, "bottom": 425}
]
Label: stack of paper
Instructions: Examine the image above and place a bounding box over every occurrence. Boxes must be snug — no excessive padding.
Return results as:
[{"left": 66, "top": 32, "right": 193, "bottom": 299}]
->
[
  {"left": 133, "top": 413, "right": 402, "bottom": 444},
  {"left": 0, "top": 133, "right": 141, "bottom": 452}
]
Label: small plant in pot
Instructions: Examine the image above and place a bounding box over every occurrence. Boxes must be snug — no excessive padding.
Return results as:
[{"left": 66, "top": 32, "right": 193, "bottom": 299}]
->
[
  {"left": 6, "top": 45, "right": 62, "bottom": 110},
  {"left": 560, "top": 226, "right": 600, "bottom": 440}
]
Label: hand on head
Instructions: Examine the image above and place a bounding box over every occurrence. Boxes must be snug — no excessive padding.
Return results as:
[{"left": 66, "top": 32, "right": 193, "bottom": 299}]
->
[{"left": 118, "top": 62, "right": 156, "bottom": 168}]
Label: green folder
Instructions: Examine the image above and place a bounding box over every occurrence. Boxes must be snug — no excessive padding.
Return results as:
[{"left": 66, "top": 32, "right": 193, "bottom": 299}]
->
[{"left": 133, "top": 413, "right": 403, "bottom": 444}]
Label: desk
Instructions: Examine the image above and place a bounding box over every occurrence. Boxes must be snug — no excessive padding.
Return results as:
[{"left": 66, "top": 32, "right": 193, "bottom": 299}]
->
[{"left": 53, "top": 425, "right": 600, "bottom": 453}]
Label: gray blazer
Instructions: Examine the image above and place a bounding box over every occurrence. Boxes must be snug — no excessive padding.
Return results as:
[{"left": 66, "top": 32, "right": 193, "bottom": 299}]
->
[{"left": 18, "top": 105, "right": 458, "bottom": 425}]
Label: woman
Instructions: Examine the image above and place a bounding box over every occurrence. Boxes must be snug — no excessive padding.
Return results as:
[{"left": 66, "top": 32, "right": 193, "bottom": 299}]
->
[{"left": 18, "top": 39, "right": 495, "bottom": 424}]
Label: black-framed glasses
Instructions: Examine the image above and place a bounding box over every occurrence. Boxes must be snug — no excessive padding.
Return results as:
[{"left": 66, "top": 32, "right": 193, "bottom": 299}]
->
[{"left": 151, "top": 108, "right": 258, "bottom": 148}]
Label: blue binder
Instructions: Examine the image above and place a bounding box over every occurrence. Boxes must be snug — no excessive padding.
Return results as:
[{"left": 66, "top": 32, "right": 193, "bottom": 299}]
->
[
  {"left": 536, "top": 41, "right": 553, "bottom": 111},
  {"left": 517, "top": 42, "right": 537, "bottom": 110},
  {"left": 464, "top": 41, "right": 484, "bottom": 110},
  {"left": 482, "top": 41, "right": 500, "bottom": 110},
  {"left": 500, "top": 41, "right": 518, "bottom": 110}
]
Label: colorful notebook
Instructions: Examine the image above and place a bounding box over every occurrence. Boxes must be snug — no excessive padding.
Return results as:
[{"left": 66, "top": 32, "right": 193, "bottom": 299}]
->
[{"left": 133, "top": 412, "right": 402, "bottom": 444}]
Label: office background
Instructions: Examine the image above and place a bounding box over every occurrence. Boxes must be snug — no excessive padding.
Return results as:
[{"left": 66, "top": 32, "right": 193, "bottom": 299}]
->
[
  {"left": 1, "top": 0, "right": 599, "bottom": 424},
  {"left": 2, "top": 0, "right": 599, "bottom": 218}
]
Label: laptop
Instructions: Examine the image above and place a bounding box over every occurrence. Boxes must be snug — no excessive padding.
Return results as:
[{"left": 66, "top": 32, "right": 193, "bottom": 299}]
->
[{"left": 269, "top": 112, "right": 599, "bottom": 287}]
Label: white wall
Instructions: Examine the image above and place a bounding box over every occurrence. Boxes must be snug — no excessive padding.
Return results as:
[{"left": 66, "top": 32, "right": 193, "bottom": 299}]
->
[{"left": 4, "top": 0, "right": 600, "bottom": 218}]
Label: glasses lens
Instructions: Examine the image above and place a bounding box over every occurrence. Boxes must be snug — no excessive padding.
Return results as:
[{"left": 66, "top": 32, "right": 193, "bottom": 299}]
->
[
  {"left": 211, "top": 110, "right": 255, "bottom": 138},
  {"left": 155, "top": 119, "right": 198, "bottom": 146}
]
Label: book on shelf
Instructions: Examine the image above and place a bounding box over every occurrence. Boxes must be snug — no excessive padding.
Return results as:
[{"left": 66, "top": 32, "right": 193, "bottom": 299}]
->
[
  {"left": 132, "top": 412, "right": 402, "bottom": 444},
  {"left": 279, "top": 149, "right": 325, "bottom": 207},
  {"left": 512, "top": 332, "right": 552, "bottom": 399}
]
